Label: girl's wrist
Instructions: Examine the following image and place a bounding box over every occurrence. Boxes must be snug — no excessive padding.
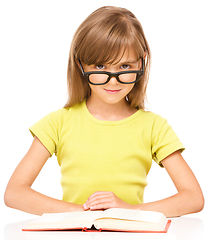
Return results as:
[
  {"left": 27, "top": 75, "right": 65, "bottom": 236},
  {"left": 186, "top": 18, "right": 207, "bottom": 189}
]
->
[{"left": 69, "top": 203, "right": 85, "bottom": 212}]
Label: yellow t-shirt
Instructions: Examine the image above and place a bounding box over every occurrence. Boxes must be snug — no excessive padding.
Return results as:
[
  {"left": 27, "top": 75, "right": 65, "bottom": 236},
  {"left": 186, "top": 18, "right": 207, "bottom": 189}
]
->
[{"left": 29, "top": 100, "right": 184, "bottom": 205}]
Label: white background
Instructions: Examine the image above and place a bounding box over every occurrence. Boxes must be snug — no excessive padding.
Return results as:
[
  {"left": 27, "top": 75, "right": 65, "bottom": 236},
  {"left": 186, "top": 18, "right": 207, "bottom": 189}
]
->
[{"left": 1, "top": 0, "right": 211, "bottom": 238}]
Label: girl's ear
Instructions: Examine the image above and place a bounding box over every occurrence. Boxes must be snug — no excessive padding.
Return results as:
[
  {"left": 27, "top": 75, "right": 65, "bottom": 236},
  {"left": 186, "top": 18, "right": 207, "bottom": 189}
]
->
[
  {"left": 75, "top": 58, "right": 80, "bottom": 69},
  {"left": 143, "top": 52, "right": 147, "bottom": 59}
]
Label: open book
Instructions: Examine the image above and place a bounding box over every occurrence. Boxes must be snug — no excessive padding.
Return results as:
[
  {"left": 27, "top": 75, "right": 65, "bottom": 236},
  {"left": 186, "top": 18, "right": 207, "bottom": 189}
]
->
[{"left": 23, "top": 208, "right": 171, "bottom": 233}]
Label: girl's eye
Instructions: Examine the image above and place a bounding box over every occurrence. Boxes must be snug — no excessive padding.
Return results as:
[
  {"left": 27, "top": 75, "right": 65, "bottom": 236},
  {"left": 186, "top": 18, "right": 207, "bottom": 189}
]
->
[
  {"left": 121, "top": 64, "right": 130, "bottom": 70},
  {"left": 95, "top": 65, "right": 106, "bottom": 70}
]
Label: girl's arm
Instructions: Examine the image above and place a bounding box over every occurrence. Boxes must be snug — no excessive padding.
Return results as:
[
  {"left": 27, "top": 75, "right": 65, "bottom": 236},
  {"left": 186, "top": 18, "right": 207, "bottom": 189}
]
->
[
  {"left": 83, "top": 151, "right": 204, "bottom": 217},
  {"left": 4, "top": 137, "right": 84, "bottom": 215},
  {"left": 135, "top": 151, "right": 204, "bottom": 217}
]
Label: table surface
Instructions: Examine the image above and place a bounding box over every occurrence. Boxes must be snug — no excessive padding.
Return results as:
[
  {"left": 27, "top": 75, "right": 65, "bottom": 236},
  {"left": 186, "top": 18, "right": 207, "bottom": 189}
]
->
[{"left": 3, "top": 215, "right": 208, "bottom": 240}]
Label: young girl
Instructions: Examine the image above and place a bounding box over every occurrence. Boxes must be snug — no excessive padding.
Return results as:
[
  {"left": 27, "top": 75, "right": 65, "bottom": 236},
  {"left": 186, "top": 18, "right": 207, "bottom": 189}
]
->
[{"left": 4, "top": 6, "right": 204, "bottom": 217}]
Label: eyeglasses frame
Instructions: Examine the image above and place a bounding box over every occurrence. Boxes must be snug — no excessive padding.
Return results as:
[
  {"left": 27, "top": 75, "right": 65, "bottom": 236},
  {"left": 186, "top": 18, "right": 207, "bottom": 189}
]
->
[{"left": 78, "top": 59, "right": 145, "bottom": 85}]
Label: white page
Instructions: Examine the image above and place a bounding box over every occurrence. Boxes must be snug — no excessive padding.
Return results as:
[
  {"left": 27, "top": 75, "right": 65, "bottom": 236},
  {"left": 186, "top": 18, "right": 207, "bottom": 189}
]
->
[
  {"left": 29, "top": 211, "right": 104, "bottom": 224},
  {"left": 98, "top": 208, "right": 164, "bottom": 224}
]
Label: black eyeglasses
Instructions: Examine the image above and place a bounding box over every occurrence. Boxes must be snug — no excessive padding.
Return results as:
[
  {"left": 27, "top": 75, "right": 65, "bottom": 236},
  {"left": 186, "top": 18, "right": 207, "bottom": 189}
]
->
[{"left": 78, "top": 59, "right": 145, "bottom": 85}]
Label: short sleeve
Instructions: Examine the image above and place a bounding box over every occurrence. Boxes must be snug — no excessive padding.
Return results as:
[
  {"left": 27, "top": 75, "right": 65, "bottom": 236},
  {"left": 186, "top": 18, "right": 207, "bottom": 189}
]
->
[
  {"left": 151, "top": 115, "right": 185, "bottom": 167},
  {"left": 29, "top": 109, "right": 65, "bottom": 156}
]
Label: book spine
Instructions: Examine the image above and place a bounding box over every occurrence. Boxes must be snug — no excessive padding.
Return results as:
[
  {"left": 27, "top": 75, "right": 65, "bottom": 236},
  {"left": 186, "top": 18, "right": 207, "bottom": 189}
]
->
[{"left": 82, "top": 227, "right": 102, "bottom": 232}]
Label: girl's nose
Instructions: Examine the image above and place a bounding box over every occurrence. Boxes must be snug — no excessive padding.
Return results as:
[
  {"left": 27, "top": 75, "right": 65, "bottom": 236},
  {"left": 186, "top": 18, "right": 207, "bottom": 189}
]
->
[{"left": 109, "top": 76, "right": 119, "bottom": 85}]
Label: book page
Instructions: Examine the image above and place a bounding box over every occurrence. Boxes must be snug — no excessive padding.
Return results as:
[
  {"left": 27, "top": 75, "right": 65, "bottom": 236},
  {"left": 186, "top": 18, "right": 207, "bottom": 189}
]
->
[
  {"left": 25, "top": 211, "right": 104, "bottom": 230},
  {"left": 35, "top": 211, "right": 104, "bottom": 223},
  {"left": 97, "top": 208, "right": 165, "bottom": 224}
]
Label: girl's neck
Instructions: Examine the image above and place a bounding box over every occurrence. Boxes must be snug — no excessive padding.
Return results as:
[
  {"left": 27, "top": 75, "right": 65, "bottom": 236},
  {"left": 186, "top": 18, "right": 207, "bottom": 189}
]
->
[{"left": 86, "top": 97, "right": 137, "bottom": 121}]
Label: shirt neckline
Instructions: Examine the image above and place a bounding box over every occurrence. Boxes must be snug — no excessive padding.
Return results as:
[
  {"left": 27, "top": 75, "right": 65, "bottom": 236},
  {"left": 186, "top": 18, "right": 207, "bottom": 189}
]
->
[{"left": 81, "top": 99, "right": 142, "bottom": 126}]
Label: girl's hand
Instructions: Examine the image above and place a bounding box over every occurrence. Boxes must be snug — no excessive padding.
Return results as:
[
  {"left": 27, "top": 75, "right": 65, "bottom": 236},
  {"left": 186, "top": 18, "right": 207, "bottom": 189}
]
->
[{"left": 83, "top": 191, "right": 135, "bottom": 211}]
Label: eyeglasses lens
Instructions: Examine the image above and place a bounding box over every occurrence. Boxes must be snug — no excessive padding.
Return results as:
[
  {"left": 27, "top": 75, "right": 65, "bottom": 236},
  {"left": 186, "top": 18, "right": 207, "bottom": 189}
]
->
[{"left": 89, "top": 73, "right": 137, "bottom": 84}]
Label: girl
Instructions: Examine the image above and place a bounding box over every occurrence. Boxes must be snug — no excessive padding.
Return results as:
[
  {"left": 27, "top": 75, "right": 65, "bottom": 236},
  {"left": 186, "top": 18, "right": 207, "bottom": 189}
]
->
[{"left": 4, "top": 6, "right": 204, "bottom": 217}]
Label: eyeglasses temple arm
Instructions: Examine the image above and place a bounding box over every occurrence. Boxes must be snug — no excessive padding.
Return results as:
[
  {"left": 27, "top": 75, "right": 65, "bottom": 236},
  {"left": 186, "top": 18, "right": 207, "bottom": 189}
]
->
[{"left": 78, "top": 59, "right": 85, "bottom": 75}]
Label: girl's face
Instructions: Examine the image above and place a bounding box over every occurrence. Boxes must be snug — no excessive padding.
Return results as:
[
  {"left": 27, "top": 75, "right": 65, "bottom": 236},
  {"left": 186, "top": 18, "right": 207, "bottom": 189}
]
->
[{"left": 83, "top": 48, "right": 142, "bottom": 107}]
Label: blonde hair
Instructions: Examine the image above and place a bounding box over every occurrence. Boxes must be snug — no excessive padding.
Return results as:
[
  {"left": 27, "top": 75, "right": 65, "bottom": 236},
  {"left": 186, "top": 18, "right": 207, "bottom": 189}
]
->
[{"left": 65, "top": 6, "right": 151, "bottom": 109}]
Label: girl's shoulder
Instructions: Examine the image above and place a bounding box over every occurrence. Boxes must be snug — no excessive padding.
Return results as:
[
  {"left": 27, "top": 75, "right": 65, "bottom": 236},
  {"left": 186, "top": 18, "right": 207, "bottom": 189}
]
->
[
  {"left": 49, "top": 101, "right": 84, "bottom": 116},
  {"left": 43, "top": 101, "right": 84, "bottom": 123},
  {"left": 139, "top": 109, "right": 166, "bottom": 124},
  {"left": 30, "top": 102, "right": 84, "bottom": 137}
]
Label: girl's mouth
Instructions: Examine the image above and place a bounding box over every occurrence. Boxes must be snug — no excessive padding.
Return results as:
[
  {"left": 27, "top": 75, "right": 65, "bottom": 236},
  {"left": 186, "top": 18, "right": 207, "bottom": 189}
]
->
[{"left": 104, "top": 89, "right": 121, "bottom": 94}]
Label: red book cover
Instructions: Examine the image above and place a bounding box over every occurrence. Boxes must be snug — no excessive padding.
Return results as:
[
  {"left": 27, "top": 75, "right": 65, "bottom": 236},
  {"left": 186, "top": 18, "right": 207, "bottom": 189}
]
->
[{"left": 23, "top": 220, "right": 171, "bottom": 233}]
